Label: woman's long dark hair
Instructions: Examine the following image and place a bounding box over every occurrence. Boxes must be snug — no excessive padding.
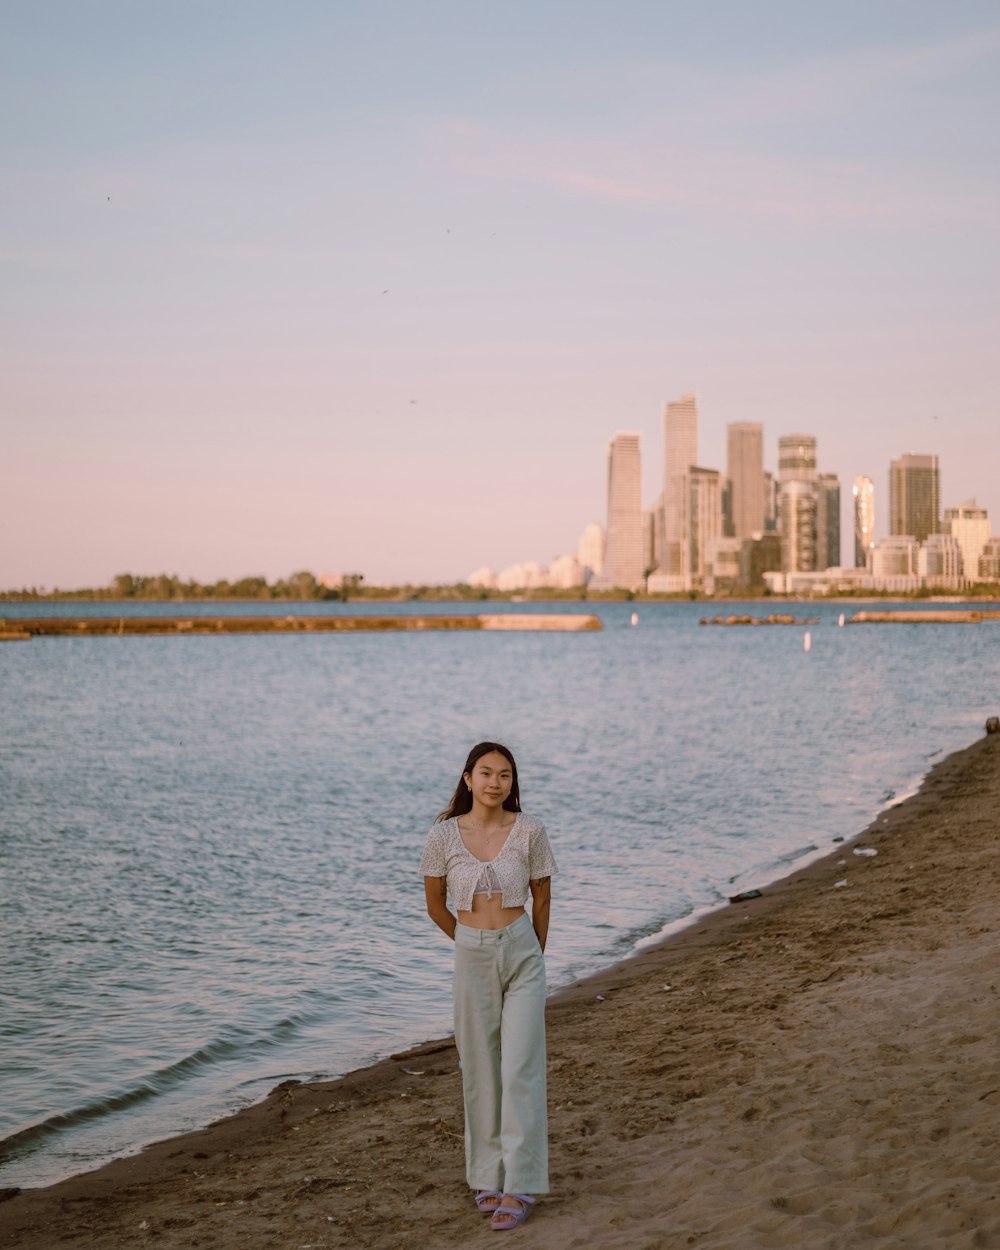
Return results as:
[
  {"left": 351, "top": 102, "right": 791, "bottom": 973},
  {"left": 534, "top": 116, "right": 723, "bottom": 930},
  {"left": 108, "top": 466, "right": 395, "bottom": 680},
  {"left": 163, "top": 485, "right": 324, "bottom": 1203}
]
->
[{"left": 437, "top": 741, "right": 521, "bottom": 822}]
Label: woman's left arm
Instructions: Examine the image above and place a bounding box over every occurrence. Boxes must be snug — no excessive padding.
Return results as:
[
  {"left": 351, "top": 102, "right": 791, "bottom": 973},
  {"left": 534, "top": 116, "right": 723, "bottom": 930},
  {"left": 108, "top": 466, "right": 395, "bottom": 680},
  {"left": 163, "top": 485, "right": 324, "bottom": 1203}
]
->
[{"left": 529, "top": 876, "right": 551, "bottom": 952}]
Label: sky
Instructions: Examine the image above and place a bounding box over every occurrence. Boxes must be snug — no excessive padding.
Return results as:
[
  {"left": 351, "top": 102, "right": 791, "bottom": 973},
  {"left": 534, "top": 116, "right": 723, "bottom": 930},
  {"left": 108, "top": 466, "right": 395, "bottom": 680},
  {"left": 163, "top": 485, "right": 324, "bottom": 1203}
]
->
[{"left": 2, "top": 0, "right": 998, "bottom": 588}]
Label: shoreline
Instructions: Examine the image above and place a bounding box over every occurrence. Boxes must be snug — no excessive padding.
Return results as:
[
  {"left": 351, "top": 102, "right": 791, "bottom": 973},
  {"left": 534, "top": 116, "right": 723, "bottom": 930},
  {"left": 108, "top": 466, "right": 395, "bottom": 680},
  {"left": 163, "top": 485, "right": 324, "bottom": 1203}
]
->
[
  {"left": 3, "top": 729, "right": 999, "bottom": 1247},
  {"left": 0, "top": 753, "right": 930, "bottom": 1192}
]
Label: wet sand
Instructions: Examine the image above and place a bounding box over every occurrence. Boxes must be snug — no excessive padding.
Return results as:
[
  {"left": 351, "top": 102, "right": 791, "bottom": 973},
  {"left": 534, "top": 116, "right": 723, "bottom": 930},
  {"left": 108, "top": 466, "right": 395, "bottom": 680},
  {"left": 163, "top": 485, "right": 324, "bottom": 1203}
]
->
[{"left": 3, "top": 732, "right": 999, "bottom": 1249}]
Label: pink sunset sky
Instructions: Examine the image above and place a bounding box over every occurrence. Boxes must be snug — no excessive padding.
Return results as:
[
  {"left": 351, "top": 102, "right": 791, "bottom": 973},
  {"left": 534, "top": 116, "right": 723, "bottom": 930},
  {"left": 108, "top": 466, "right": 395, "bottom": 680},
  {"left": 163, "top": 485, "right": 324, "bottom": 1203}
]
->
[{"left": 2, "top": 0, "right": 998, "bottom": 588}]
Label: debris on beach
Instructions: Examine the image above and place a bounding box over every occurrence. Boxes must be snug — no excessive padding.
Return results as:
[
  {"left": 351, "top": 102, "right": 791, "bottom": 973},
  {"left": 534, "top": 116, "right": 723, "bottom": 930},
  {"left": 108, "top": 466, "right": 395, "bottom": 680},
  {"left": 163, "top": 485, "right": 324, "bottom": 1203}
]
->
[
  {"left": 834, "top": 880, "right": 848, "bottom": 888},
  {"left": 853, "top": 848, "right": 878, "bottom": 857},
  {"left": 729, "top": 889, "right": 763, "bottom": 903}
]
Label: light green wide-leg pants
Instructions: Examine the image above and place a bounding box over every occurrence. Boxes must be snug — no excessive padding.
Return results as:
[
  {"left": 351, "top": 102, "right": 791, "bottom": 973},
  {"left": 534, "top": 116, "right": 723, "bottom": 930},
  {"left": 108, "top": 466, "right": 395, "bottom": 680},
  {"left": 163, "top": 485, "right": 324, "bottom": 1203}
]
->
[{"left": 453, "top": 912, "right": 548, "bottom": 1194}]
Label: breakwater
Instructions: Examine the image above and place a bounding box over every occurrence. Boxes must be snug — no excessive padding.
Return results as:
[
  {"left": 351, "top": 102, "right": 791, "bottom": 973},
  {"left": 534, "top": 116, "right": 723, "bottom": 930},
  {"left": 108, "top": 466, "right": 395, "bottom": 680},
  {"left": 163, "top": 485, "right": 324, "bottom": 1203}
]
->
[
  {"left": 698, "top": 614, "right": 820, "bottom": 626},
  {"left": 0, "top": 613, "right": 602, "bottom": 638},
  {"left": 848, "top": 610, "right": 1000, "bottom": 624}
]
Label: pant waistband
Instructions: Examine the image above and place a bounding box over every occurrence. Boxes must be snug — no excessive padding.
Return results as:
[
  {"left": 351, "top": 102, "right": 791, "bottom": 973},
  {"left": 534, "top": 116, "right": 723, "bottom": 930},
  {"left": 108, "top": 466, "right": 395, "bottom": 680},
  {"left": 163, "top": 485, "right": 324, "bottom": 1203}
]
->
[{"left": 456, "top": 912, "right": 532, "bottom": 945}]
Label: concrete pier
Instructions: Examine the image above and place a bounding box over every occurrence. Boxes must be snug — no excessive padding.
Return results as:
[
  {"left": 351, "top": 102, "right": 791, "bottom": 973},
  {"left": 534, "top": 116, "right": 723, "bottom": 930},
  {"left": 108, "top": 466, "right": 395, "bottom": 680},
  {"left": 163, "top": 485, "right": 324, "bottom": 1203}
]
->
[
  {"left": 848, "top": 610, "right": 1000, "bottom": 624},
  {"left": 0, "top": 613, "right": 603, "bottom": 639}
]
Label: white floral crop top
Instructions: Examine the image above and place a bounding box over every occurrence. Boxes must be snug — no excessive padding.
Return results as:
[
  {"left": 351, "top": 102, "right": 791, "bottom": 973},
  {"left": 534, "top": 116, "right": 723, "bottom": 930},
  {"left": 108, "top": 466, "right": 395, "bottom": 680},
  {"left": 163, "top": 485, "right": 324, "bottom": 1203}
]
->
[{"left": 419, "top": 812, "right": 557, "bottom": 912}]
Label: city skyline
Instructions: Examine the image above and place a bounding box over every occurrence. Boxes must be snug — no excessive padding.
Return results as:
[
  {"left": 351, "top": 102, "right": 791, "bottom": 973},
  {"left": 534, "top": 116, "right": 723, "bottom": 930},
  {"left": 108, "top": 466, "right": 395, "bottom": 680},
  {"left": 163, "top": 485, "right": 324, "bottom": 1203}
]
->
[
  {"left": 3, "top": 3, "right": 999, "bottom": 588},
  {"left": 471, "top": 399, "right": 994, "bottom": 592}
]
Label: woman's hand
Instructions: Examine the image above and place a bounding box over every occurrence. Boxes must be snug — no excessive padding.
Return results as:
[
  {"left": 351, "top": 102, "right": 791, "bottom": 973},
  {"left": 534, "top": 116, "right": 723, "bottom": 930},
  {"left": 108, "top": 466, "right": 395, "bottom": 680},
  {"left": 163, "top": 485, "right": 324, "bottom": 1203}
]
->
[
  {"left": 424, "top": 876, "right": 457, "bottom": 940},
  {"left": 529, "top": 876, "right": 551, "bottom": 952}
]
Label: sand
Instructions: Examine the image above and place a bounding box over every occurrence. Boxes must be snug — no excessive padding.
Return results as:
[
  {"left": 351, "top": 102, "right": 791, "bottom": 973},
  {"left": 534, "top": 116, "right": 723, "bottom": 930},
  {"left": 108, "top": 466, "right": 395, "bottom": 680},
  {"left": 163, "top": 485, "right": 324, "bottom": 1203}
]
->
[{"left": 3, "top": 732, "right": 999, "bottom": 1249}]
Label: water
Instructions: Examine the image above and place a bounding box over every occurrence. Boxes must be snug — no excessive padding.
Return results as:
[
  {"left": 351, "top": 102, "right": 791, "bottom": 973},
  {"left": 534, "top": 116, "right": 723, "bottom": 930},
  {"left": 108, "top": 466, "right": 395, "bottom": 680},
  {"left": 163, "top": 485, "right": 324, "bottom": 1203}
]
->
[{"left": 1, "top": 599, "right": 998, "bottom": 1187}]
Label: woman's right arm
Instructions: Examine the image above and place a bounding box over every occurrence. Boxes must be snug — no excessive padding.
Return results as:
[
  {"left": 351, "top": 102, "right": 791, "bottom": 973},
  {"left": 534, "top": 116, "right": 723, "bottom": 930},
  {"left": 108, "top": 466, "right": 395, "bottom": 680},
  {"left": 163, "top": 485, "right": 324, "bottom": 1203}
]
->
[{"left": 424, "top": 875, "right": 456, "bottom": 940}]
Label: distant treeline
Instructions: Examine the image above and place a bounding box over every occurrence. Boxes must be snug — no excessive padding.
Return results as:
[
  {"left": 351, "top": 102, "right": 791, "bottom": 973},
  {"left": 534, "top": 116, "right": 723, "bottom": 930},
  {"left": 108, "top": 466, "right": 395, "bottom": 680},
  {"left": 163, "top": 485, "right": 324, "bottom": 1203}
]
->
[
  {"left": 2, "top": 572, "right": 999, "bottom": 603},
  {"left": 2, "top": 571, "right": 504, "bottom": 602}
]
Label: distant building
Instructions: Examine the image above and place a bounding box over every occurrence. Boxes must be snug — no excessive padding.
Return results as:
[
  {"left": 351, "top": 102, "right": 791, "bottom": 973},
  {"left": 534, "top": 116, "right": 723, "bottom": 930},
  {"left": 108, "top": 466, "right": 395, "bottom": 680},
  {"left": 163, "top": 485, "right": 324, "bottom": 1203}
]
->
[
  {"left": 466, "top": 567, "right": 498, "bottom": 590},
  {"left": 591, "top": 433, "right": 645, "bottom": 591},
  {"left": 777, "top": 434, "right": 818, "bottom": 484},
  {"left": 979, "top": 538, "right": 1000, "bottom": 581},
  {"left": 872, "top": 536, "right": 919, "bottom": 579},
  {"left": 764, "top": 566, "right": 870, "bottom": 596},
  {"left": 547, "top": 554, "right": 585, "bottom": 589},
  {"left": 688, "top": 466, "right": 723, "bottom": 584},
  {"left": 641, "top": 506, "right": 659, "bottom": 576},
  {"left": 777, "top": 434, "right": 819, "bottom": 574},
  {"left": 727, "top": 423, "right": 765, "bottom": 538},
  {"left": 889, "top": 453, "right": 940, "bottom": 544},
  {"left": 576, "top": 522, "right": 606, "bottom": 582},
  {"left": 739, "top": 533, "right": 783, "bottom": 589},
  {"left": 918, "top": 534, "right": 963, "bottom": 586},
  {"left": 704, "top": 536, "right": 742, "bottom": 594},
  {"left": 780, "top": 479, "right": 817, "bottom": 573},
  {"left": 816, "top": 473, "right": 841, "bottom": 571},
  {"left": 496, "top": 561, "right": 547, "bottom": 591},
  {"left": 853, "top": 475, "right": 875, "bottom": 569},
  {"left": 943, "top": 500, "right": 990, "bottom": 584},
  {"left": 763, "top": 471, "right": 777, "bottom": 532},
  {"left": 661, "top": 393, "right": 698, "bottom": 577}
]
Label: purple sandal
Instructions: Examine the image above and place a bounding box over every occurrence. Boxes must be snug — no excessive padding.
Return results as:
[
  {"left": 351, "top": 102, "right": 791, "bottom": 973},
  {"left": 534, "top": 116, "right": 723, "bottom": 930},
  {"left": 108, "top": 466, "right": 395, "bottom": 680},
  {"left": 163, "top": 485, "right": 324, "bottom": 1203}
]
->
[
  {"left": 475, "top": 1190, "right": 502, "bottom": 1214},
  {"left": 491, "top": 1193, "right": 536, "bottom": 1231}
]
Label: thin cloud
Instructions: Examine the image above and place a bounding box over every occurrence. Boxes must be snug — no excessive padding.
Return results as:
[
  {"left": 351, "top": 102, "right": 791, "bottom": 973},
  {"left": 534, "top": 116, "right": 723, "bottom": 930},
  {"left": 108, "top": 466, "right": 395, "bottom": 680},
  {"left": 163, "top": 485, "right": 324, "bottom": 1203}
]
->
[
  {"left": 718, "top": 25, "right": 1000, "bottom": 123},
  {"left": 431, "top": 24, "right": 1000, "bottom": 225},
  {"left": 436, "top": 118, "right": 999, "bottom": 227}
]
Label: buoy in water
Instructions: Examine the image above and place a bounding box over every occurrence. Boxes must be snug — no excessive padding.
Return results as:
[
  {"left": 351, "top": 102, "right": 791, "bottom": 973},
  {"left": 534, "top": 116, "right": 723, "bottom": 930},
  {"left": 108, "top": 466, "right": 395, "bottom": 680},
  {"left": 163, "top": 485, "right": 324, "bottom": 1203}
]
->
[
  {"left": 838, "top": 613, "right": 845, "bottom": 628},
  {"left": 804, "top": 631, "right": 812, "bottom": 652},
  {"left": 630, "top": 612, "right": 639, "bottom": 627}
]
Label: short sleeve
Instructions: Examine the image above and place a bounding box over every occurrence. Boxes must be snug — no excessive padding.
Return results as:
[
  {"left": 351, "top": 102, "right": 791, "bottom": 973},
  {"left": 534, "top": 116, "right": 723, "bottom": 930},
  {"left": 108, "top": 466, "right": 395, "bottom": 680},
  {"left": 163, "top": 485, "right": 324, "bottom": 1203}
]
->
[
  {"left": 419, "top": 824, "right": 447, "bottom": 876},
  {"left": 528, "top": 820, "right": 558, "bottom": 879}
]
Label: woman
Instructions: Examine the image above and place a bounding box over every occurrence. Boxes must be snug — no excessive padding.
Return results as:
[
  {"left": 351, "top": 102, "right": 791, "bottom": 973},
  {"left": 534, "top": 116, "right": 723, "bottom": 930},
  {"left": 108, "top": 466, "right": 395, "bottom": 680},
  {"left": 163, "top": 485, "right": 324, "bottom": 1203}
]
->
[{"left": 420, "top": 741, "right": 557, "bottom": 1232}]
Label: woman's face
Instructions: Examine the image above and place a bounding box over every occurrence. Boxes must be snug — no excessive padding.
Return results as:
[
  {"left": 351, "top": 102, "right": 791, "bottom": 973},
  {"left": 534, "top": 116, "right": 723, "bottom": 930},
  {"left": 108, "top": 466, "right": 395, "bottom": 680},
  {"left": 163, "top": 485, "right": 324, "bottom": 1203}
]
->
[{"left": 464, "top": 751, "right": 514, "bottom": 809}]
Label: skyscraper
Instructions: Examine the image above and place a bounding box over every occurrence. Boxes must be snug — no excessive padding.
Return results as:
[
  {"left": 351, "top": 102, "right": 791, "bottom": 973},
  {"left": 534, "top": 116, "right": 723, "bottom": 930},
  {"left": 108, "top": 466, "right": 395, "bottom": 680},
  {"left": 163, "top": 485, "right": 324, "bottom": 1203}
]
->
[
  {"left": 726, "top": 423, "right": 765, "bottom": 538},
  {"left": 591, "top": 433, "right": 644, "bottom": 591},
  {"left": 661, "top": 393, "right": 698, "bottom": 577},
  {"left": 778, "top": 434, "right": 818, "bottom": 484},
  {"left": 763, "top": 471, "right": 777, "bottom": 532},
  {"left": 777, "top": 434, "right": 819, "bottom": 573},
  {"left": 943, "top": 500, "right": 990, "bottom": 581},
  {"left": 889, "top": 453, "right": 940, "bottom": 544},
  {"left": 816, "top": 473, "right": 841, "bottom": 570},
  {"left": 688, "top": 467, "right": 723, "bottom": 582},
  {"left": 853, "top": 475, "right": 875, "bottom": 568},
  {"left": 780, "top": 480, "right": 817, "bottom": 573}
]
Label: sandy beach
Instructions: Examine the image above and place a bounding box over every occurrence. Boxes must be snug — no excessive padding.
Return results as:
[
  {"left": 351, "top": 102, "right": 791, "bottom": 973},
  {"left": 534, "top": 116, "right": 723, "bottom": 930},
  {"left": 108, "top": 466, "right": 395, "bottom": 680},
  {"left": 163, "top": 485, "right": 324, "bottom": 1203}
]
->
[{"left": 3, "top": 730, "right": 998, "bottom": 1250}]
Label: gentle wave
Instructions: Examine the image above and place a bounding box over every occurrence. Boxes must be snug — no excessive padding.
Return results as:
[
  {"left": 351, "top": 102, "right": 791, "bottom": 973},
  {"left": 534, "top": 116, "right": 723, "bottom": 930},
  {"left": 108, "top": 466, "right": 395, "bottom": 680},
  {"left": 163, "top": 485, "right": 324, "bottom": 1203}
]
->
[{"left": 0, "top": 1009, "right": 325, "bottom": 1161}]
